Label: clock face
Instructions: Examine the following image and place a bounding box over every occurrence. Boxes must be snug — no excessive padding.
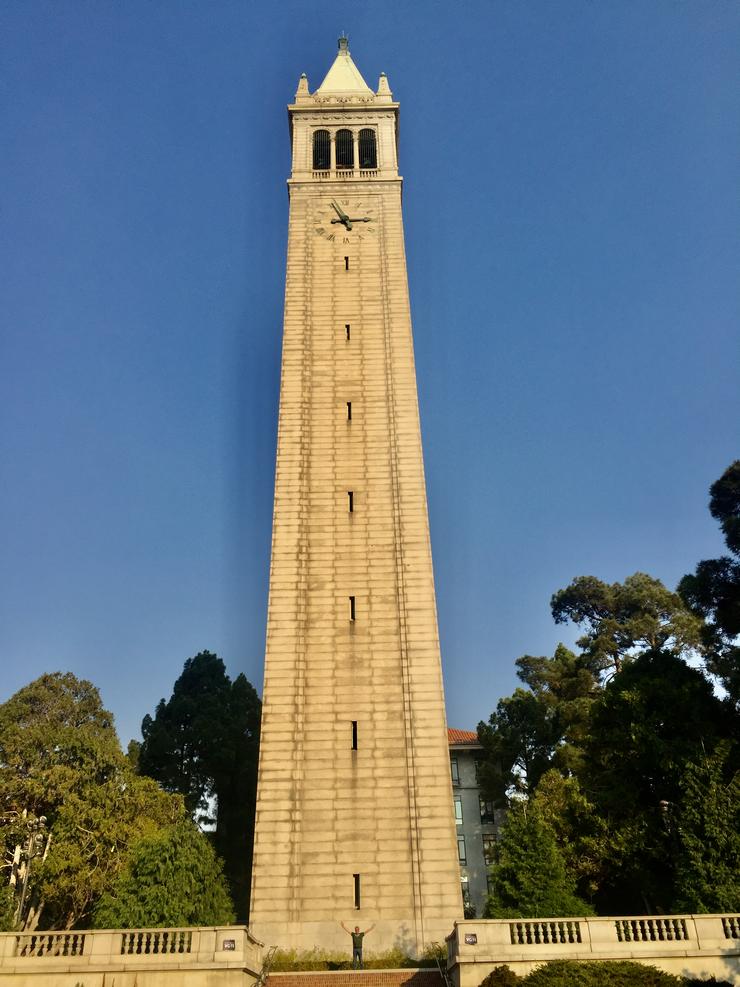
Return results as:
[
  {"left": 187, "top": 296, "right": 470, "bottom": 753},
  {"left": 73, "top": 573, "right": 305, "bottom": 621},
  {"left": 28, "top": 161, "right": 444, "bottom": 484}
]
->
[{"left": 313, "top": 198, "right": 378, "bottom": 242}]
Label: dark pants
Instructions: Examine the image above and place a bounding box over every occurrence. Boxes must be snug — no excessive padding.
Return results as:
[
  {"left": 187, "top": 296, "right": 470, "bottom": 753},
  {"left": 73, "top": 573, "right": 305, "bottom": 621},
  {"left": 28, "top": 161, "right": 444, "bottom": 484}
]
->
[{"left": 353, "top": 947, "right": 363, "bottom": 970}]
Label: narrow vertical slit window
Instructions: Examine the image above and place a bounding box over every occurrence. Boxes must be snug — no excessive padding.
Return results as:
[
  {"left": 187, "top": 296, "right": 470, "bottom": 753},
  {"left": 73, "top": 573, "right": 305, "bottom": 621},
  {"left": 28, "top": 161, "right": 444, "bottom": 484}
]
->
[
  {"left": 351, "top": 721, "right": 358, "bottom": 750},
  {"left": 346, "top": 401, "right": 352, "bottom": 421},
  {"left": 349, "top": 596, "right": 356, "bottom": 621},
  {"left": 348, "top": 491, "right": 354, "bottom": 513},
  {"left": 344, "top": 256, "right": 350, "bottom": 271},
  {"left": 345, "top": 323, "right": 351, "bottom": 340},
  {"left": 353, "top": 874, "right": 361, "bottom": 909}
]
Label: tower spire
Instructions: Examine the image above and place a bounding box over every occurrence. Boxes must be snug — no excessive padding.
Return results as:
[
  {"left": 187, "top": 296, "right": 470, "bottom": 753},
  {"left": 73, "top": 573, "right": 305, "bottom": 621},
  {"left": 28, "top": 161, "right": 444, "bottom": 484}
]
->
[{"left": 315, "top": 34, "right": 373, "bottom": 95}]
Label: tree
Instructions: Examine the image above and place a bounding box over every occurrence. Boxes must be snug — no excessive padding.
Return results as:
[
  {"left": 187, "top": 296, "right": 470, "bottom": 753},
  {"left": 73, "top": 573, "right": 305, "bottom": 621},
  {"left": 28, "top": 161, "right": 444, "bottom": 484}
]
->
[
  {"left": 92, "top": 818, "right": 235, "bottom": 928},
  {"left": 477, "top": 690, "right": 559, "bottom": 805},
  {"left": 138, "top": 652, "right": 261, "bottom": 920},
  {"left": 0, "top": 673, "right": 187, "bottom": 929},
  {"left": 515, "top": 645, "right": 599, "bottom": 777},
  {"left": 679, "top": 461, "right": 740, "bottom": 704},
  {"left": 672, "top": 742, "right": 740, "bottom": 913},
  {"left": 551, "top": 573, "right": 702, "bottom": 676},
  {"left": 484, "top": 801, "right": 593, "bottom": 919},
  {"left": 532, "top": 771, "right": 611, "bottom": 905},
  {"left": 580, "top": 650, "right": 732, "bottom": 913}
]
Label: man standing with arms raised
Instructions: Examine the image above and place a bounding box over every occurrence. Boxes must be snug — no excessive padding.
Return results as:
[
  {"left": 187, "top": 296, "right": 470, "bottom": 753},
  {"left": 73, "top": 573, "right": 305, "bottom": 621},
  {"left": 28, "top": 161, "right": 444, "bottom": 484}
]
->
[{"left": 341, "top": 921, "right": 375, "bottom": 969}]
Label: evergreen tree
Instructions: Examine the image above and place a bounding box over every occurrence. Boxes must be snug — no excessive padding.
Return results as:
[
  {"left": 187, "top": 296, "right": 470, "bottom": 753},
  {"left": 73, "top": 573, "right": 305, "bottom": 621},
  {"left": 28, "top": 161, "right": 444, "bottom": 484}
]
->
[
  {"left": 484, "top": 802, "right": 593, "bottom": 919},
  {"left": 672, "top": 742, "right": 740, "bottom": 913},
  {"left": 580, "top": 650, "right": 732, "bottom": 913},
  {"left": 532, "top": 770, "right": 611, "bottom": 905},
  {"left": 138, "top": 651, "right": 261, "bottom": 920},
  {"left": 92, "top": 818, "right": 235, "bottom": 928},
  {"left": 551, "top": 572, "right": 702, "bottom": 675},
  {"left": 679, "top": 461, "right": 740, "bottom": 705}
]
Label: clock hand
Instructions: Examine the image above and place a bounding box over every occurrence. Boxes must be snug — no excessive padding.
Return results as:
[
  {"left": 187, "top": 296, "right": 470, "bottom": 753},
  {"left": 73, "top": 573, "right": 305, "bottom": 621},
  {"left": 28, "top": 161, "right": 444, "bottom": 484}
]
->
[
  {"left": 330, "top": 201, "right": 352, "bottom": 231},
  {"left": 331, "top": 200, "right": 349, "bottom": 219}
]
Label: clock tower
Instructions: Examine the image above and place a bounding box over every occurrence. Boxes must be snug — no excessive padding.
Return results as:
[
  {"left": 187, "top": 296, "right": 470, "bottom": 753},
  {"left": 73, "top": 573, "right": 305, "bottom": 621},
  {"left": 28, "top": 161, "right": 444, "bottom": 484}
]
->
[{"left": 249, "top": 38, "right": 463, "bottom": 956}]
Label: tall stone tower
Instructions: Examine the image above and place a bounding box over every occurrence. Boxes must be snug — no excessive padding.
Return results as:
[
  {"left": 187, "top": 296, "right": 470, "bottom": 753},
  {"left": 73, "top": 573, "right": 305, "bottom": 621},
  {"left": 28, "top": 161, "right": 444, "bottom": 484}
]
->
[{"left": 250, "top": 38, "right": 462, "bottom": 956}]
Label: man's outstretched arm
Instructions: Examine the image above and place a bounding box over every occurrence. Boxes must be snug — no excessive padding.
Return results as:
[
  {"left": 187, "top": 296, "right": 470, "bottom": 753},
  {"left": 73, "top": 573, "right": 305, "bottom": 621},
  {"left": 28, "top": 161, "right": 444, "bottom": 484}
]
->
[
  {"left": 340, "top": 922, "right": 350, "bottom": 934},
  {"left": 365, "top": 924, "right": 375, "bottom": 934}
]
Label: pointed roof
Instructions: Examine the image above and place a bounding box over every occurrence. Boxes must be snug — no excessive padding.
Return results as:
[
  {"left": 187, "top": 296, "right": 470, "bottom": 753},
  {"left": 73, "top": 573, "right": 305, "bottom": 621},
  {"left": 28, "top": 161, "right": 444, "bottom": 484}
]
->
[{"left": 315, "top": 36, "right": 374, "bottom": 96}]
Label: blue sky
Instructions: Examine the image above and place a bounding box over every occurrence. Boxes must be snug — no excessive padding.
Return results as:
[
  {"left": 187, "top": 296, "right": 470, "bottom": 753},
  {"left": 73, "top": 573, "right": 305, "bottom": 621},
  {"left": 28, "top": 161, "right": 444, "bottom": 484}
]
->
[{"left": 1, "top": 1, "right": 738, "bottom": 745}]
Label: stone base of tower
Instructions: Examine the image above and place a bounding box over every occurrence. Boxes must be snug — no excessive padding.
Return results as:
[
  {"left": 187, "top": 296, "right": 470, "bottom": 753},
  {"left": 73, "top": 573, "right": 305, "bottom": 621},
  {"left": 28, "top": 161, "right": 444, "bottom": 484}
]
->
[{"left": 250, "top": 917, "right": 457, "bottom": 959}]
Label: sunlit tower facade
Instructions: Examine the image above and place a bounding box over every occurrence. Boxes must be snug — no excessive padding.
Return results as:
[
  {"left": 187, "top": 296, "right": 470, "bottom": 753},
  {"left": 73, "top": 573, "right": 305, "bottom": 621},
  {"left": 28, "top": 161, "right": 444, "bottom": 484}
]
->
[{"left": 250, "top": 38, "right": 462, "bottom": 955}]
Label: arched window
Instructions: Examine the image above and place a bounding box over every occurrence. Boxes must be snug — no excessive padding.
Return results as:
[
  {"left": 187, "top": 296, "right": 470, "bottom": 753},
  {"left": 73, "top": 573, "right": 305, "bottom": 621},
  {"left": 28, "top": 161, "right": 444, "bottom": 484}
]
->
[
  {"left": 358, "top": 129, "right": 377, "bottom": 169},
  {"left": 335, "top": 129, "right": 354, "bottom": 169},
  {"left": 313, "top": 130, "right": 330, "bottom": 170}
]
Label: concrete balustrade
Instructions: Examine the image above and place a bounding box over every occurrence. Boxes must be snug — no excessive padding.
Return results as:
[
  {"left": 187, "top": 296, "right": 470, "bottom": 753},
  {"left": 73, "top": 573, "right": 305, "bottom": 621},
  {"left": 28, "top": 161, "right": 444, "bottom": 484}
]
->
[
  {"left": 446, "top": 914, "right": 740, "bottom": 986},
  {"left": 0, "top": 924, "right": 263, "bottom": 986}
]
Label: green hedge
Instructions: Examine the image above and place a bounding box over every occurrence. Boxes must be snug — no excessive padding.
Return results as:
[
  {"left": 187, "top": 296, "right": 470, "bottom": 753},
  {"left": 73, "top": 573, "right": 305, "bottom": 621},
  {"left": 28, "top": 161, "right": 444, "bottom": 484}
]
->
[{"left": 478, "top": 962, "right": 734, "bottom": 987}]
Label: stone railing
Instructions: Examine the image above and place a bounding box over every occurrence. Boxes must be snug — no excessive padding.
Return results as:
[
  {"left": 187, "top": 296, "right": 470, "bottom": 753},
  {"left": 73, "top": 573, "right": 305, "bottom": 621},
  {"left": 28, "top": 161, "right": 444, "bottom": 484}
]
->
[
  {"left": 0, "top": 925, "right": 263, "bottom": 985},
  {"left": 446, "top": 914, "right": 740, "bottom": 987},
  {"left": 310, "top": 169, "right": 380, "bottom": 180}
]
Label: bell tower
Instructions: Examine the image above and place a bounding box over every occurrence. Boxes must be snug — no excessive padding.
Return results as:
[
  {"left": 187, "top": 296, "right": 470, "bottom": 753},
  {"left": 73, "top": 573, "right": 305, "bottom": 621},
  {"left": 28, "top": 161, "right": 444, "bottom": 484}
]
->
[{"left": 249, "top": 38, "right": 462, "bottom": 956}]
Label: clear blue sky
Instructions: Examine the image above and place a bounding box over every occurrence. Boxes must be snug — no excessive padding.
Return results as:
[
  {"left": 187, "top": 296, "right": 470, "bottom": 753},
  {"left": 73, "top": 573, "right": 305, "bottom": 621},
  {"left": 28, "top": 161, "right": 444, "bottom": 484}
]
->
[{"left": 2, "top": 1, "right": 738, "bottom": 745}]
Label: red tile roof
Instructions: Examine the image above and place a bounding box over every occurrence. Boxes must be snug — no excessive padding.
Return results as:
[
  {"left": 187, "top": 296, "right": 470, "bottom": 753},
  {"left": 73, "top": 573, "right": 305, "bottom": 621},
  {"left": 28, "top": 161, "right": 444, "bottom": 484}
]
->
[{"left": 448, "top": 728, "right": 479, "bottom": 745}]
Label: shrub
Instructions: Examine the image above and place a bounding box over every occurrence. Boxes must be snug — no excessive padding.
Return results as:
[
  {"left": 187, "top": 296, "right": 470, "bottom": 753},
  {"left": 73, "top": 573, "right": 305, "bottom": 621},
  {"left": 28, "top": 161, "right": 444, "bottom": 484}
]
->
[
  {"left": 521, "top": 960, "right": 682, "bottom": 986},
  {"left": 270, "top": 946, "right": 424, "bottom": 971},
  {"left": 479, "top": 966, "right": 521, "bottom": 986}
]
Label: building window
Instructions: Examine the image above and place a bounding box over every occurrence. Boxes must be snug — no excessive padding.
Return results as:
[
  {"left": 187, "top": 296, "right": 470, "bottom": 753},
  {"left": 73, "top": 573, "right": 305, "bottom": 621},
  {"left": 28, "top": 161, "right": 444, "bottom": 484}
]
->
[
  {"left": 358, "top": 128, "right": 377, "bottom": 169},
  {"left": 345, "top": 323, "right": 351, "bottom": 340},
  {"left": 348, "top": 491, "right": 354, "bottom": 513},
  {"left": 347, "top": 401, "right": 352, "bottom": 420},
  {"left": 454, "top": 796, "right": 463, "bottom": 824},
  {"left": 351, "top": 721, "right": 358, "bottom": 750},
  {"left": 480, "top": 798, "right": 495, "bottom": 824},
  {"left": 313, "top": 130, "right": 330, "bottom": 170},
  {"left": 336, "top": 129, "right": 354, "bottom": 169},
  {"left": 349, "top": 596, "right": 356, "bottom": 621},
  {"left": 450, "top": 756, "right": 459, "bottom": 785},
  {"left": 460, "top": 876, "right": 471, "bottom": 909},
  {"left": 457, "top": 835, "right": 467, "bottom": 865},
  {"left": 482, "top": 833, "right": 497, "bottom": 865},
  {"left": 353, "top": 873, "right": 361, "bottom": 909}
]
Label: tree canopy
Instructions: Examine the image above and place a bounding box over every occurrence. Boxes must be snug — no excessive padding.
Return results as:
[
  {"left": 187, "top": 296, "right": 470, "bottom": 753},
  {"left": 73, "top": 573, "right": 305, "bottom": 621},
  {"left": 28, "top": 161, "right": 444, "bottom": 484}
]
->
[
  {"left": 679, "top": 460, "right": 740, "bottom": 704},
  {"left": 92, "top": 818, "right": 235, "bottom": 928},
  {"left": 0, "top": 672, "right": 233, "bottom": 930},
  {"left": 479, "top": 460, "right": 740, "bottom": 918}
]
